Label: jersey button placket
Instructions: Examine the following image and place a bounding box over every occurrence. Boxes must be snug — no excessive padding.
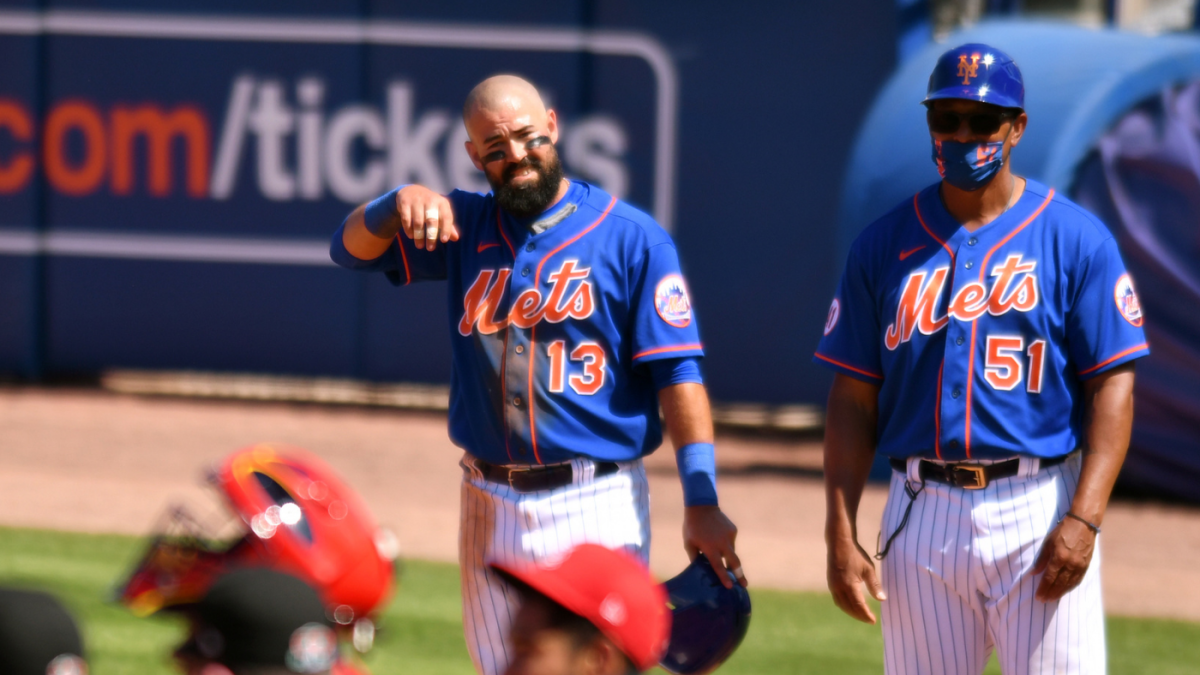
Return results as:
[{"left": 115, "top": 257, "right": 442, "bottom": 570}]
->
[
  {"left": 505, "top": 241, "right": 536, "bottom": 458},
  {"left": 937, "top": 234, "right": 975, "bottom": 454}
]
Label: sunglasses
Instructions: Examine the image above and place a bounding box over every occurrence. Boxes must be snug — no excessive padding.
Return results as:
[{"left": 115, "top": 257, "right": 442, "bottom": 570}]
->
[{"left": 926, "top": 109, "right": 1015, "bottom": 135}]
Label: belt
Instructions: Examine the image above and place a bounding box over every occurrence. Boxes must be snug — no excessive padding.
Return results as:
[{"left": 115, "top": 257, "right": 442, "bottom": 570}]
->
[
  {"left": 474, "top": 458, "right": 619, "bottom": 493},
  {"left": 889, "top": 454, "right": 1069, "bottom": 490}
]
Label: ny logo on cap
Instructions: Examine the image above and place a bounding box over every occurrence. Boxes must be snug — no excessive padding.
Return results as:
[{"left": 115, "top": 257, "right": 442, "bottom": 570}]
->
[{"left": 958, "top": 54, "right": 981, "bottom": 84}]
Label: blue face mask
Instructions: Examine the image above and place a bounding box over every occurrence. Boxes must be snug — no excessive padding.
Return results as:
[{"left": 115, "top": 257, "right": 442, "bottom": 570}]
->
[{"left": 932, "top": 139, "right": 1005, "bottom": 191}]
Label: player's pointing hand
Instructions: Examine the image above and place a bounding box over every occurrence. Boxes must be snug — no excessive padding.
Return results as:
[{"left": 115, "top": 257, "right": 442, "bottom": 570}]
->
[{"left": 397, "top": 185, "right": 459, "bottom": 252}]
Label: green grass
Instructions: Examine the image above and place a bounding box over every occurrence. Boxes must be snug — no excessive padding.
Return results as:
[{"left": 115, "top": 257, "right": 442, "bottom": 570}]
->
[{"left": 1, "top": 526, "right": 1198, "bottom": 674}]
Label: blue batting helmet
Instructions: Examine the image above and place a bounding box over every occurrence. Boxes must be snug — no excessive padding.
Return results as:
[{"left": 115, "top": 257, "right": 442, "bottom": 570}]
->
[
  {"left": 658, "top": 554, "right": 751, "bottom": 675},
  {"left": 924, "top": 43, "right": 1024, "bottom": 110}
]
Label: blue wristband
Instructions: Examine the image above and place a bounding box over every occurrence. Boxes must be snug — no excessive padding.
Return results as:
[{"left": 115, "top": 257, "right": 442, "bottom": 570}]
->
[
  {"left": 363, "top": 187, "right": 404, "bottom": 237},
  {"left": 676, "top": 442, "right": 718, "bottom": 507}
]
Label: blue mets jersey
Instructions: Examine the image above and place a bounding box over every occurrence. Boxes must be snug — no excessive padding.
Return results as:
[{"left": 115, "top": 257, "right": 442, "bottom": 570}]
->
[
  {"left": 815, "top": 179, "right": 1149, "bottom": 460},
  {"left": 333, "top": 180, "right": 703, "bottom": 465}
]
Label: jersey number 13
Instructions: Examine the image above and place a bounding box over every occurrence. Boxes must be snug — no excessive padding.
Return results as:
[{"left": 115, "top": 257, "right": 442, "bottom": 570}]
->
[{"left": 547, "top": 341, "right": 606, "bottom": 395}]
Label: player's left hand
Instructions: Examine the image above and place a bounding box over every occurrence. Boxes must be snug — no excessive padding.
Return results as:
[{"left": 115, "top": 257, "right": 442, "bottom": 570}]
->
[
  {"left": 1032, "top": 516, "right": 1096, "bottom": 602},
  {"left": 683, "top": 505, "right": 746, "bottom": 589}
]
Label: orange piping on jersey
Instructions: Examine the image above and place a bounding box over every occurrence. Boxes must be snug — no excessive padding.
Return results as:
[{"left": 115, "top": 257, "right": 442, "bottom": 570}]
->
[
  {"left": 963, "top": 189, "right": 1054, "bottom": 457},
  {"left": 934, "top": 360, "right": 945, "bottom": 459},
  {"left": 526, "top": 196, "right": 617, "bottom": 464},
  {"left": 1077, "top": 343, "right": 1148, "bottom": 377},
  {"left": 814, "top": 352, "right": 884, "bottom": 380},
  {"left": 964, "top": 320, "right": 980, "bottom": 459},
  {"left": 912, "top": 194, "right": 956, "bottom": 458},
  {"left": 394, "top": 233, "right": 412, "bottom": 284},
  {"left": 913, "top": 193, "right": 956, "bottom": 258},
  {"left": 496, "top": 210, "right": 516, "bottom": 257},
  {"left": 634, "top": 343, "right": 704, "bottom": 360},
  {"left": 494, "top": 209, "right": 518, "bottom": 461}
]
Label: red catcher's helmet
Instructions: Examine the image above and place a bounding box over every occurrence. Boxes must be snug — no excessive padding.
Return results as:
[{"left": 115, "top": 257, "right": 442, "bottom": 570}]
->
[{"left": 118, "top": 444, "right": 397, "bottom": 635}]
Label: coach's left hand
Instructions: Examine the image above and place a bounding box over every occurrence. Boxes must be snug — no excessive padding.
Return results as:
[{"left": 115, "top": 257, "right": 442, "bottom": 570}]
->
[
  {"left": 1032, "top": 517, "right": 1095, "bottom": 602},
  {"left": 684, "top": 505, "right": 746, "bottom": 589}
]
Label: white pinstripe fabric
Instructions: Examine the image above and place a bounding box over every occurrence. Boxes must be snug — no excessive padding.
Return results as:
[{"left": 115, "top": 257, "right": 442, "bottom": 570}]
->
[
  {"left": 458, "top": 454, "right": 651, "bottom": 675},
  {"left": 880, "top": 453, "right": 1105, "bottom": 675}
]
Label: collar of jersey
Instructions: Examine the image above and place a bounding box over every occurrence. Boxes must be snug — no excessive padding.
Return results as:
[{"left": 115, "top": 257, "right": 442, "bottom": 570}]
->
[
  {"left": 921, "top": 178, "right": 1050, "bottom": 246},
  {"left": 498, "top": 180, "right": 592, "bottom": 248},
  {"left": 503, "top": 179, "right": 586, "bottom": 228}
]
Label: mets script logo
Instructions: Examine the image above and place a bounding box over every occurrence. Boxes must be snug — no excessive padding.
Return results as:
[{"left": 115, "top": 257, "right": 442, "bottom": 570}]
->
[
  {"left": 1114, "top": 273, "right": 1143, "bottom": 327},
  {"left": 459, "top": 260, "right": 595, "bottom": 336},
  {"left": 885, "top": 254, "right": 1039, "bottom": 350},
  {"left": 958, "top": 54, "right": 981, "bottom": 84},
  {"left": 654, "top": 274, "right": 692, "bottom": 328}
]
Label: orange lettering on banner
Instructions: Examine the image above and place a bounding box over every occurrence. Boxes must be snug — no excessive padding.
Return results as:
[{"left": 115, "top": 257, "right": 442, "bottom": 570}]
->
[
  {"left": 44, "top": 101, "right": 107, "bottom": 196},
  {"left": 111, "top": 105, "right": 210, "bottom": 197},
  {"left": 0, "top": 100, "right": 34, "bottom": 194}
]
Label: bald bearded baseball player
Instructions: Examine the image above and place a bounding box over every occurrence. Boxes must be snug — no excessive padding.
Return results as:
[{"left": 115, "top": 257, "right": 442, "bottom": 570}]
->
[{"left": 330, "top": 74, "right": 745, "bottom": 675}]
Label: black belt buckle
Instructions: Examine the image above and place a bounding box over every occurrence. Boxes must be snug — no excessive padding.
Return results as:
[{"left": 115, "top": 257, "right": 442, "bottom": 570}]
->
[
  {"left": 950, "top": 464, "right": 988, "bottom": 490},
  {"left": 508, "top": 465, "right": 562, "bottom": 492}
]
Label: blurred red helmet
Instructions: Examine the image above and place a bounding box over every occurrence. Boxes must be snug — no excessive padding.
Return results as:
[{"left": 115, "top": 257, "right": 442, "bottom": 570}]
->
[{"left": 118, "top": 444, "right": 397, "bottom": 634}]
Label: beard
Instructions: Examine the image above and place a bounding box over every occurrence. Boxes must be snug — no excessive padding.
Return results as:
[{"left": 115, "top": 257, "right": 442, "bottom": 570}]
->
[{"left": 489, "top": 146, "right": 565, "bottom": 218}]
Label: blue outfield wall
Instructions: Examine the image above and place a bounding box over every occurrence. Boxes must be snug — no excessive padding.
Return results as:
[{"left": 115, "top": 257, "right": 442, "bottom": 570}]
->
[{"left": 0, "top": 0, "right": 896, "bottom": 405}]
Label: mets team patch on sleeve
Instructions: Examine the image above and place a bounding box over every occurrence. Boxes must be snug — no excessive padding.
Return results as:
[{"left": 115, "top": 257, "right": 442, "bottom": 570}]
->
[
  {"left": 1114, "top": 273, "right": 1143, "bottom": 327},
  {"left": 824, "top": 298, "right": 841, "bottom": 335},
  {"left": 654, "top": 274, "right": 692, "bottom": 327}
]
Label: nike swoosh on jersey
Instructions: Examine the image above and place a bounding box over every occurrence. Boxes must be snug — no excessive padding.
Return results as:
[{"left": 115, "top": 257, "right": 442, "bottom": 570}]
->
[
  {"left": 899, "top": 245, "right": 927, "bottom": 260},
  {"left": 477, "top": 242, "right": 500, "bottom": 253}
]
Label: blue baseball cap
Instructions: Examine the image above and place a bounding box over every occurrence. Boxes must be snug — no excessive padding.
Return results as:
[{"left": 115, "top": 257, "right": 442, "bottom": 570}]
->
[{"left": 924, "top": 43, "right": 1024, "bottom": 110}]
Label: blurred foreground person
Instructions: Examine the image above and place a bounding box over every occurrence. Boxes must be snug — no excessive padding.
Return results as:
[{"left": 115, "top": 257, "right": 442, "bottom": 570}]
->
[
  {"left": 0, "top": 587, "right": 88, "bottom": 675},
  {"left": 174, "top": 568, "right": 361, "bottom": 675},
  {"left": 489, "top": 544, "right": 670, "bottom": 675}
]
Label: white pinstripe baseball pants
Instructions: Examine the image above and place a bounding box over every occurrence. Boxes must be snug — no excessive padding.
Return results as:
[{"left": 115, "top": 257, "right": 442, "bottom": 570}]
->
[
  {"left": 458, "top": 454, "right": 651, "bottom": 675},
  {"left": 879, "top": 453, "right": 1105, "bottom": 675}
]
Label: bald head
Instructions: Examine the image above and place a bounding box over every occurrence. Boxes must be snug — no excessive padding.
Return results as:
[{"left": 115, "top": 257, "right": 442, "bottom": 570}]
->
[{"left": 462, "top": 74, "right": 547, "bottom": 124}]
